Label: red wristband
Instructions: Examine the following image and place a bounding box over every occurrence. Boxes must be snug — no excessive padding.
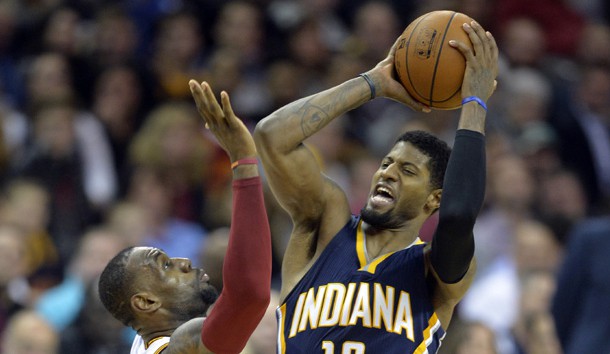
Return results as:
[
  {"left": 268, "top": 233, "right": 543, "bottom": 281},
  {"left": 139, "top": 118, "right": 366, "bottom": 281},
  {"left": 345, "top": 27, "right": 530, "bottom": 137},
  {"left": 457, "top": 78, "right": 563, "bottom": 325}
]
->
[{"left": 230, "top": 157, "right": 257, "bottom": 169}]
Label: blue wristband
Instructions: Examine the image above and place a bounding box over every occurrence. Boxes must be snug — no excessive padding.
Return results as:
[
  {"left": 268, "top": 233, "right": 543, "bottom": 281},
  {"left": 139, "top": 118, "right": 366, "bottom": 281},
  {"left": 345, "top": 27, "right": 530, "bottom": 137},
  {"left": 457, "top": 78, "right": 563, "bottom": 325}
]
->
[
  {"left": 461, "top": 96, "right": 488, "bottom": 111},
  {"left": 359, "top": 73, "right": 376, "bottom": 100}
]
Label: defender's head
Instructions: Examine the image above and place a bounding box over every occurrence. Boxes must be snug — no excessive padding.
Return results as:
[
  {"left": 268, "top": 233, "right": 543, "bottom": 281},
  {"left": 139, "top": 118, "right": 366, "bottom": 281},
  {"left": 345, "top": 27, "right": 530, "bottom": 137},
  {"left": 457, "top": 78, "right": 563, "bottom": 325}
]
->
[{"left": 98, "top": 247, "right": 218, "bottom": 329}]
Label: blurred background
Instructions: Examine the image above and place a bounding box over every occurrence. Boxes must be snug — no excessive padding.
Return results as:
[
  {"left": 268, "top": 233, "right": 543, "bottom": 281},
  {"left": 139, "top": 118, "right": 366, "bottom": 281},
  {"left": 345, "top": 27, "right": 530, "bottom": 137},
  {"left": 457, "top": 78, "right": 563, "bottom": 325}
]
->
[{"left": 0, "top": 0, "right": 608, "bottom": 353}]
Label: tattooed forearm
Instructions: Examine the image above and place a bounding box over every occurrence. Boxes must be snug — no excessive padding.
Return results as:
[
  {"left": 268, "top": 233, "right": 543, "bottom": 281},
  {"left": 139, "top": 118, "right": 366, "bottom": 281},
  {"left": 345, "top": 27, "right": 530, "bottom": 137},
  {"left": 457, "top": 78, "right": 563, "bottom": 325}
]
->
[
  {"left": 300, "top": 103, "right": 329, "bottom": 138},
  {"left": 297, "top": 78, "right": 368, "bottom": 138}
]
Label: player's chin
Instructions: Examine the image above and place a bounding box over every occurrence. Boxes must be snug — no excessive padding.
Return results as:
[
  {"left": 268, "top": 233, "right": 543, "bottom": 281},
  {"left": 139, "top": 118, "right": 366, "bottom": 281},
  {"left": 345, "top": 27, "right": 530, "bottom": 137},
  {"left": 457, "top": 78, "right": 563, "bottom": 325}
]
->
[
  {"left": 363, "top": 203, "right": 407, "bottom": 229},
  {"left": 199, "top": 283, "right": 219, "bottom": 305},
  {"left": 361, "top": 205, "right": 387, "bottom": 222}
]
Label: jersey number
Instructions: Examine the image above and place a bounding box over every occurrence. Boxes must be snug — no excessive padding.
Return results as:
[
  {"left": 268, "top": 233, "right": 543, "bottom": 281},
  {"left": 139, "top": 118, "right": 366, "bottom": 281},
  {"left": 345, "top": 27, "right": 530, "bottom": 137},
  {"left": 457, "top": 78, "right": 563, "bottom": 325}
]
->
[{"left": 322, "top": 341, "right": 365, "bottom": 354}]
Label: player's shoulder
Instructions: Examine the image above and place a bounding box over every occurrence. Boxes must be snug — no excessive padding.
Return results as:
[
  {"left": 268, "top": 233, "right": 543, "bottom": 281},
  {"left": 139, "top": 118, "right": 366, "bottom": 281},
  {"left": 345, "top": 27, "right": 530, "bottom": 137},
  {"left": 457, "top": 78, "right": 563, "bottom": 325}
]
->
[
  {"left": 164, "top": 318, "right": 211, "bottom": 354},
  {"left": 131, "top": 335, "right": 170, "bottom": 354}
]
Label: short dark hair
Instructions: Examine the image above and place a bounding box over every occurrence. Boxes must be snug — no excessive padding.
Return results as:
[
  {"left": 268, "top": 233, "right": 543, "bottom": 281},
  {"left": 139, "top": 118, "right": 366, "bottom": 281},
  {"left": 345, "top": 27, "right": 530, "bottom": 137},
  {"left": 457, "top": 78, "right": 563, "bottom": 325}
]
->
[
  {"left": 98, "top": 246, "right": 137, "bottom": 326},
  {"left": 394, "top": 130, "right": 451, "bottom": 190}
]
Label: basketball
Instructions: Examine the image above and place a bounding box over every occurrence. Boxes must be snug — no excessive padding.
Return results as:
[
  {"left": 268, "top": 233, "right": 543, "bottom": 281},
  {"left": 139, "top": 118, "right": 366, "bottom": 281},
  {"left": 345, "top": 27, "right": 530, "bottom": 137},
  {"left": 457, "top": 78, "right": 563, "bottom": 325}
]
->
[{"left": 394, "top": 10, "right": 474, "bottom": 110}]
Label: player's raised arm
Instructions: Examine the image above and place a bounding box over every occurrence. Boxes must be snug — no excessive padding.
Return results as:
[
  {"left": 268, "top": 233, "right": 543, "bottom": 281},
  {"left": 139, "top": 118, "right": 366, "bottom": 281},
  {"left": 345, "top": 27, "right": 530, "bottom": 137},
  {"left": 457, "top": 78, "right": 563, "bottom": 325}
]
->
[
  {"left": 428, "top": 20, "right": 498, "bottom": 314},
  {"left": 253, "top": 34, "right": 435, "bottom": 300},
  {"left": 253, "top": 36, "right": 430, "bottom": 227},
  {"left": 252, "top": 63, "right": 372, "bottom": 297},
  {"left": 98, "top": 81, "right": 272, "bottom": 354},
  {"left": 184, "top": 81, "right": 272, "bottom": 353},
  {"left": 252, "top": 82, "right": 363, "bottom": 228}
]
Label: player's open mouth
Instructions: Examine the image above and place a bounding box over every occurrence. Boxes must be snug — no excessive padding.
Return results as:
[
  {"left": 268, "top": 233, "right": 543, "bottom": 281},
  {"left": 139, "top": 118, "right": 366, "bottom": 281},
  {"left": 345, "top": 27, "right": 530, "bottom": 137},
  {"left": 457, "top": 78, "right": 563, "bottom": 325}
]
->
[{"left": 371, "top": 185, "right": 394, "bottom": 206}]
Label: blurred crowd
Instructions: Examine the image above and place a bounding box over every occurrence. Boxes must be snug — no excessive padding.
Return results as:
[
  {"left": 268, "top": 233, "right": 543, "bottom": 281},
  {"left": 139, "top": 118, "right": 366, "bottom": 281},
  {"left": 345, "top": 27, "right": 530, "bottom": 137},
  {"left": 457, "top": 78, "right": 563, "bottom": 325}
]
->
[{"left": 0, "top": 0, "right": 608, "bottom": 353}]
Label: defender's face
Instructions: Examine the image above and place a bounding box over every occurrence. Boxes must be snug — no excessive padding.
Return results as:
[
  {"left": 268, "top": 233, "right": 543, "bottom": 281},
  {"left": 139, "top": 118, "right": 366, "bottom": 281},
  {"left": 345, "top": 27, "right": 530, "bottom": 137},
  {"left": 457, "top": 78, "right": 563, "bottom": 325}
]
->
[
  {"left": 129, "top": 247, "right": 218, "bottom": 320},
  {"left": 362, "top": 142, "right": 434, "bottom": 228}
]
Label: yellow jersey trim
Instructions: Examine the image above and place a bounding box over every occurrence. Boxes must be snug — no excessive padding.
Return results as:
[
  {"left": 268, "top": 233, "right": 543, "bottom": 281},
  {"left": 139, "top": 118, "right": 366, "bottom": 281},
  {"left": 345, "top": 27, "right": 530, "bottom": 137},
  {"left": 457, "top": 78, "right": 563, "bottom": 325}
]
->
[
  {"left": 357, "top": 218, "right": 424, "bottom": 274},
  {"left": 361, "top": 252, "right": 394, "bottom": 273},
  {"left": 145, "top": 337, "right": 166, "bottom": 349},
  {"left": 154, "top": 342, "right": 169, "bottom": 354},
  {"left": 414, "top": 312, "right": 443, "bottom": 354},
  {"left": 356, "top": 220, "right": 367, "bottom": 268},
  {"left": 277, "top": 304, "right": 287, "bottom": 354}
]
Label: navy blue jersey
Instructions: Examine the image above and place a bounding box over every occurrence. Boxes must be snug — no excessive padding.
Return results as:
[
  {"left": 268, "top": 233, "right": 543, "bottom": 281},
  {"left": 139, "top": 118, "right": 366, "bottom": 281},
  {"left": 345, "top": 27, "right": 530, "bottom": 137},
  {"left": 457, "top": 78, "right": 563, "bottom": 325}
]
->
[{"left": 276, "top": 216, "right": 445, "bottom": 354}]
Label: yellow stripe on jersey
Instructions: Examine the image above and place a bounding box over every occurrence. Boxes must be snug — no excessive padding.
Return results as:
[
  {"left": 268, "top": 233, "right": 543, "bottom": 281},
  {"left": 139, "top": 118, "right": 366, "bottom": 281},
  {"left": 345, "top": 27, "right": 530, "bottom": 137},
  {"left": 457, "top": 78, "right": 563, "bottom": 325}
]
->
[
  {"left": 358, "top": 233, "right": 424, "bottom": 274},
  {"left": 360, "top": 252, "right": 394, "bottom": 273},
  {"left": 277, "top": 304, "right": 287, "bottom": 354},
  {"left": 154, "top": 342, "right": 169, "bottom": 354},
  {"left": 356, "top": 220, "right": 367, "bottom": 268},
  {"left": 146, "top": 337, "right": 166, "bottom": 349},
  {"left": 414, "top": 312, "right": 442, "bottom": 354}
]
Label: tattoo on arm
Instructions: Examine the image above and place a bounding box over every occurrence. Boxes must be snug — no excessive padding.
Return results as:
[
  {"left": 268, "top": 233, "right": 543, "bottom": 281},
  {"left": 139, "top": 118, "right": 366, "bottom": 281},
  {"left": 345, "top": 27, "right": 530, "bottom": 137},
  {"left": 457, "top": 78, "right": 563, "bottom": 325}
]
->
[
  {"left": 289, "top": 78, "right": 367, "bottom": 139},
  {"left": 300, "top": 104, "right": 330, "bottom": 138}
]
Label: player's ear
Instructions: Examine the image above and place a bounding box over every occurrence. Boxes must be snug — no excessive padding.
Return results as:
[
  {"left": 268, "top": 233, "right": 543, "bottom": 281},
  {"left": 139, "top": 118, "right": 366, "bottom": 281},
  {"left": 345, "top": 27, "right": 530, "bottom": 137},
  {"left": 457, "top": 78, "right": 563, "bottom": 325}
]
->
[
  {"left": 131, "top": 292, "right": 161, "bottom": 313},
  {"left": 424, "top": 189, "right": 442, "bottom": 213}
]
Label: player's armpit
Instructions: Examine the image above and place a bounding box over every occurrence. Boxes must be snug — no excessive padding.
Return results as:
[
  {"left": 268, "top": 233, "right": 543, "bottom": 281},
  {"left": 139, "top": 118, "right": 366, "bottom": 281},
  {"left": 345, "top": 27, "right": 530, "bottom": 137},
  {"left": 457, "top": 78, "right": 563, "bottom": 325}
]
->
[{"left": 426, "top": 253, "right": 477, "bottom": 327}]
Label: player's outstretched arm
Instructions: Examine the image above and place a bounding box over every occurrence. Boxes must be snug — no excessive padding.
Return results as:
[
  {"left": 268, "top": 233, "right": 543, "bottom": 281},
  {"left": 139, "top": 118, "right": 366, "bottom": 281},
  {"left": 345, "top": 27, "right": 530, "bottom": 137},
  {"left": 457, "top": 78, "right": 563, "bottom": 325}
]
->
[
  {"left": 253, "top": 79, "right": 367, "bottom": 226},
  {"left": 429, "top": 21, "right": 497, "bottom": 298},
  {"left": 172, "top": 81, "right": 272, "bottom": 354},
  {"left": 253, "top": 61, "right": 380, "bottom": 297},
  {"left": 253, "top": 36, "right": 430, "bottom": 227}
]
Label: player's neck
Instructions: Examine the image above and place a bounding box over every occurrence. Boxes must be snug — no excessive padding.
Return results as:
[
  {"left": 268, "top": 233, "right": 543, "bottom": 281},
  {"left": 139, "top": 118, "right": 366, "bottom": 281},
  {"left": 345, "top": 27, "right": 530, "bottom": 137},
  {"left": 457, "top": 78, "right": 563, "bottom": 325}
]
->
[
  {"left": 362, "top": 223, "right": 421, "bottom": 262},
  {"left": 134, "top": 320, "right": 178, "bottom": 344}
]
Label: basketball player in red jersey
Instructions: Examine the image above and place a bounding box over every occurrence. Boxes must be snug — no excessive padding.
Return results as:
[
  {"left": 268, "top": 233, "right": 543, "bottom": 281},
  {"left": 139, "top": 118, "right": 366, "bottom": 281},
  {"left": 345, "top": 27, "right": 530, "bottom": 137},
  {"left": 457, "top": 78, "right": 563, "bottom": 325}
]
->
[
  {"left": 98, "top": 80, "right": 272, "bottom": 354},
  {"left": 254, "top": 20, "right": 497, "bottom": 353}
]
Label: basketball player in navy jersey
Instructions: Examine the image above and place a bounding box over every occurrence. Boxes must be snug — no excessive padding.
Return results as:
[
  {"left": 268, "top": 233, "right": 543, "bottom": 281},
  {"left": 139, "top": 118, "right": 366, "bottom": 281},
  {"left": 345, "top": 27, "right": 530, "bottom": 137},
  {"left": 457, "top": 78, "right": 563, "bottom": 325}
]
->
[
  {"left": 254, "top": 20, "right": 497, "bottom": 353},
  {"left": 98, "top": 80, "right": 272, "bottom": 354}
]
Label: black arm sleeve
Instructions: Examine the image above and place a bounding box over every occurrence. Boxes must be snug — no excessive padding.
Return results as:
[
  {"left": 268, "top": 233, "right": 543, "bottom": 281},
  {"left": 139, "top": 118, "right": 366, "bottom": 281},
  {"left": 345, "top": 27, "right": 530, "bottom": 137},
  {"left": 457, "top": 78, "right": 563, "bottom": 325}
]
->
[{"left": 430, "top": 129, "right": 486, "bottom": 284}]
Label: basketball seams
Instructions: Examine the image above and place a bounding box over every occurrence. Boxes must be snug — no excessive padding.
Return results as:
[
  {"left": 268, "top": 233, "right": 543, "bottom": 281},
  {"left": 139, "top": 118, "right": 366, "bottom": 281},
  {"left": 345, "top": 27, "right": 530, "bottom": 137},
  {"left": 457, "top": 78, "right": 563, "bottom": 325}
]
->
[
  {"left": 429, "top": 11, "right": 458, "bottom": 107},
  {"left": 404, "top": 13, "right": 430, "bottom": 103},
  {"left": 394, "top": 10, "right": 473, "bottom": 110}
]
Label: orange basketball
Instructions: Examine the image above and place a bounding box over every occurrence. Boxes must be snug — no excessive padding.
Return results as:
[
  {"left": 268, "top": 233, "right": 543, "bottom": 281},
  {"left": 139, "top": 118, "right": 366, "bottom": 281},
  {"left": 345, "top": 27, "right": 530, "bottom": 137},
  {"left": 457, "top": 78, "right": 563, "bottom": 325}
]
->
[{"left": 394, "top": 10, "right": 474, "bottom": 110}]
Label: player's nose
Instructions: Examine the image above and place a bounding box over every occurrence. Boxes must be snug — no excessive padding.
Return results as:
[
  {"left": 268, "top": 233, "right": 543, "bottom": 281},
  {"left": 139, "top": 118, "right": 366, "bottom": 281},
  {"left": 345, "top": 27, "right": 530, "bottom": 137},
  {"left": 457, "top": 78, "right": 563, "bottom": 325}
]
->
[
  {"left": 380, "top": 163, "right": 398, "bottom": 181},
  {"left": 174, "top": 257, "right": 192, "bottom": 272}
]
